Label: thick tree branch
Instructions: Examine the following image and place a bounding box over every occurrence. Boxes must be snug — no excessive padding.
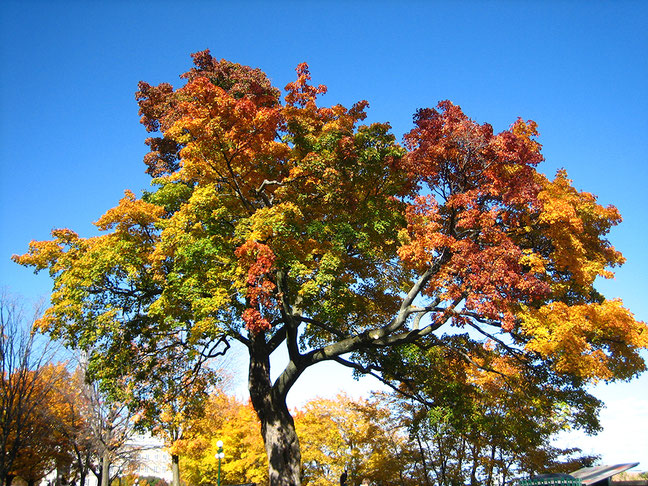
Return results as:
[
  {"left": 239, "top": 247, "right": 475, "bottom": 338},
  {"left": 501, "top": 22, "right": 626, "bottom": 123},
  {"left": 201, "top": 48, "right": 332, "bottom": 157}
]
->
[
  {"left": 267, "top": 324, "right": 287, "bottom": 353},
  {"left": 255, "top": 179, "right": 283, "bottom": 207},
  {"left": 286, "top": 258, "right": 450, "bottom": 382},
  {"left": 275, "top": 270, "right": 301, "bottom": 365},
  {"left": 298, "top": 316, "right": 347, "bottom": 339}
]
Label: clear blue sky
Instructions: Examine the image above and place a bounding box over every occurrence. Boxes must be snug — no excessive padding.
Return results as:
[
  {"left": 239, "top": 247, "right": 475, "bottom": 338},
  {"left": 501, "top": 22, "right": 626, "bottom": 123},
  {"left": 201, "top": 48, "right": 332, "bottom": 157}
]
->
[{"left": 1, "top": 0, "right": 647, "bottom": 471}]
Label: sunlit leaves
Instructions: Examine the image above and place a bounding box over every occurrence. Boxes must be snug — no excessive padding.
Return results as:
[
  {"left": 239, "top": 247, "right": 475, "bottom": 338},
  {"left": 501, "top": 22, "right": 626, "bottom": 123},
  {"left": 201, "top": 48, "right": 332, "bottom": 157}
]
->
[
  {"left": 520, "top": 300, "right": 648, "bottom": 381},
  {"left": 177, "top": 392, "right": 268, "bottom": 486},
  {"left": 12, "top": 51, "right": 648, "bottom": 484},
  {"left": 296, "top": 394, "right": 410, "bottom": 486}
]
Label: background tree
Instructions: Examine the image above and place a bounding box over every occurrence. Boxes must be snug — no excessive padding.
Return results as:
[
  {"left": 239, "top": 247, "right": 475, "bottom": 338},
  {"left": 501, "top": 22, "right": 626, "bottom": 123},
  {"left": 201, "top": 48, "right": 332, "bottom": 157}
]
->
[
  {"left": 55, "top": 366, "right": 97, "bottom": 486},
  {"left": 136, "top": 476, "right": 169, "bottom": 486},
  {"left": 177, "top": 391, "right": 268, "bottom": 485},
  {"left": 14, "top": 52, "right": 648, "bottom": 485},
  {"left": 50, "top": 362, "right": 139, "bottom": 486},
  {"left": 295, "top": 394, "right": 414, "bottom": 486},
  {"left": 80, "top": 371, "right": 139, "bottom": 486},
  {"left": 179, "top": 390, "right": 413, "bottom": 486},
  {"left": 0, "top": 293, "right": 60, "bottom": 486},
  {"left": 130, "top": 358, "right": 222, "bottom": 486},
  {"left": 383, "top": 345, "right": 601, "bottom": 486},
  {"left": 7, "top": 363, "right": 73, "bottom": 486}
]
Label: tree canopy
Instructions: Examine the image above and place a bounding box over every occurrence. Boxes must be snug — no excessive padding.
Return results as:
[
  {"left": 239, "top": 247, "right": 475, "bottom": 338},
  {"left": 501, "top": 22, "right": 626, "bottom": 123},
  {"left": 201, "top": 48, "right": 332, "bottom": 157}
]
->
[{"left": 13, "top": 50, "right": 648, "bottom": 485}]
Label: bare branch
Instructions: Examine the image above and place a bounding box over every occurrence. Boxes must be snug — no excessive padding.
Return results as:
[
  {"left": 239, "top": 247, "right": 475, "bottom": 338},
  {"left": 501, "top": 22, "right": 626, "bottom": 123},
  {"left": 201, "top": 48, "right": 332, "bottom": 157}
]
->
[{"left": 331, "top": 356, "right": 435, "bottom": 407}]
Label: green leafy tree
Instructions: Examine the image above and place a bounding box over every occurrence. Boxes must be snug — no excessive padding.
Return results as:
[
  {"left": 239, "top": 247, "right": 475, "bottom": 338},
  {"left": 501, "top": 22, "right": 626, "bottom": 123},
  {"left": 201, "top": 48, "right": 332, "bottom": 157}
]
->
[
  {"left": 383, "top": 345, "right": 601, "bottom": 485},
  {"left": 132, "top": 361, "right": 220, "bottom": 486},
  {"left": 14, "top": 51, "right": 648, "bottom": 485}
]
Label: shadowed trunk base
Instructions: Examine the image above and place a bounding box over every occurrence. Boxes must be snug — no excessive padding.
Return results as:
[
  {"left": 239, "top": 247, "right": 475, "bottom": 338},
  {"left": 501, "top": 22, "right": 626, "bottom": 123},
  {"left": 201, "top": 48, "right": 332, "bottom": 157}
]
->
[{"left": 261, "top": 400, "right": 302, "bottom": 486}]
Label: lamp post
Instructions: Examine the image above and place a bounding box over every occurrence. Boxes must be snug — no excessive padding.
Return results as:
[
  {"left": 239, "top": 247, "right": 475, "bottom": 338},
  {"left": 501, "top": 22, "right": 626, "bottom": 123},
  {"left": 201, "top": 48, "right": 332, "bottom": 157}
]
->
[{"left": 216, "top": 440, "right": 224, "bottom": 486}]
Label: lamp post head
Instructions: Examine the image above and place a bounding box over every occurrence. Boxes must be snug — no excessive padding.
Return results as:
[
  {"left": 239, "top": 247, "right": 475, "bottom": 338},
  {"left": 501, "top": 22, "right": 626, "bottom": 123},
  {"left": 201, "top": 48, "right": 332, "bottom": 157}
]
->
[
  {"left": 215, "top": 440, "right": 224, "bottom": 486},
  {"left": 216, "top": 440, "right": 224, "bottom": 459}
]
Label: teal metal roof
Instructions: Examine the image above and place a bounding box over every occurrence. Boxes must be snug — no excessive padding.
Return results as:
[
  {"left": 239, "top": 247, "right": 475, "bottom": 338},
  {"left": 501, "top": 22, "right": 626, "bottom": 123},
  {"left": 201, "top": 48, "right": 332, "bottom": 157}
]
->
[
  {"left": 518, "top": 474, "right": 582, "bottom": 485},
  {"left": 570, "top": 463, "right": 640, "bottom": 485}
]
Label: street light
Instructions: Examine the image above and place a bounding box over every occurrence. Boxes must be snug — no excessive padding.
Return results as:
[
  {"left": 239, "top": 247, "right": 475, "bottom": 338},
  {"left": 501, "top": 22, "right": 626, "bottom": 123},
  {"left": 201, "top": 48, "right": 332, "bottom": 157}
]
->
[{"left": 216, "top": 440, "right": 224, "bottom": 486}]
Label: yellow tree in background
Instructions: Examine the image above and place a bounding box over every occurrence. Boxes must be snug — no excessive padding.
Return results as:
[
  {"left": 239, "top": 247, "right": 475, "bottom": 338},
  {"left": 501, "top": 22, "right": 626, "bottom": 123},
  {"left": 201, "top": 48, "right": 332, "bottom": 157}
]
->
[
  {"left": 177, "top": 391, "right": 267, "bottom": 485},
  {"left": 8, "top": 364, "right": 73, "bottom": 486},
  {"left": 295, "top": 394, "right": 415, "bottom": 486},
  {"left": 177, "top": 391, "right": 418, "bottom": 486}
]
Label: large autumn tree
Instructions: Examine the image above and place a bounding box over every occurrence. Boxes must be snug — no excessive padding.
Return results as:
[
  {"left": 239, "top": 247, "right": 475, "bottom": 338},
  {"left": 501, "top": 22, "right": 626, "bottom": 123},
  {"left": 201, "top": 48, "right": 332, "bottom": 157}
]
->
[{"left": 14, "top": 51, "right": 648, "bottom": 485}]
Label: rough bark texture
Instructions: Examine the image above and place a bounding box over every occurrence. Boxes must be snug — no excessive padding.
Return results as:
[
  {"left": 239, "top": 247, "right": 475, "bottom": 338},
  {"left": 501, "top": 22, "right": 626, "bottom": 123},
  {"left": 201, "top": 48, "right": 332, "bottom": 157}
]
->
[
  {"left": 171, "top": 454, "right": 180, "bottom": 486},
  {"left": 248, "top": 334, "right": 302, "bottom": 486},
  {"left": 100, "top": 451, "right": 110, "bottom": 486},
  {"left": 260, "top": 399, "right": 302, "bottom": 486}
]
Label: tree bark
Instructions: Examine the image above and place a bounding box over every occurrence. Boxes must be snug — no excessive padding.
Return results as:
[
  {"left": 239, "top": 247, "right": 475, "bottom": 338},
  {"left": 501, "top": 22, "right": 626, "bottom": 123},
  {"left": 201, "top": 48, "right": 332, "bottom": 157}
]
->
[
  {"left": 259, "top": 398, "right": 301, "bottom": 486},
  {"left": 485, "top": 443, "right": 497, "bottom": 486},
  {"left": 77, "top": 460, "right": 87, "bottom": 486},
  {"left": 73, "top": 447, "right": 87, "bottom": 486},
  {"left": 415, "top": 431, "right": 431, "bottom": 486},
  {"left": 469, "top": 443, "right": 479, "bottom": 486},
  {"left": 248, "top": 333, "right": 302, "bottom": 486},
  {"left": 100, "top": 450, "right": 110, "bottom": 486},
  {"left": 171, "top": 454, "right": 180, "bottom": 486}
]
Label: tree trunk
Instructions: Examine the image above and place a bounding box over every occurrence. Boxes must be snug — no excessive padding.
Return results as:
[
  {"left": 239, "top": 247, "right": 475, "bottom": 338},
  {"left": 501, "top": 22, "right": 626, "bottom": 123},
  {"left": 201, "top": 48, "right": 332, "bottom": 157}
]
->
[
  {"left": 248, "top": 334, "right": 302, "bottom": 486},
  {"left": 171, "top": 454, "right": 180, "bottom": 486},
  {"left": 73, "top": 447, "right": 87, "bottom": 486},
  {"left": 100, "top": 450, "right": 110, "bottom": 486},
  {"left": 469, "top": 443, "right": 479, "bottom": 486},
  {"left": 415, "top": 431, "right": 431, "bottom": 486},
  {"left": 260, "top": 400, "right": 301, "bottom": 486},
  {"left": 485, "top": 443, "right": 497, "bottom": 486}
]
